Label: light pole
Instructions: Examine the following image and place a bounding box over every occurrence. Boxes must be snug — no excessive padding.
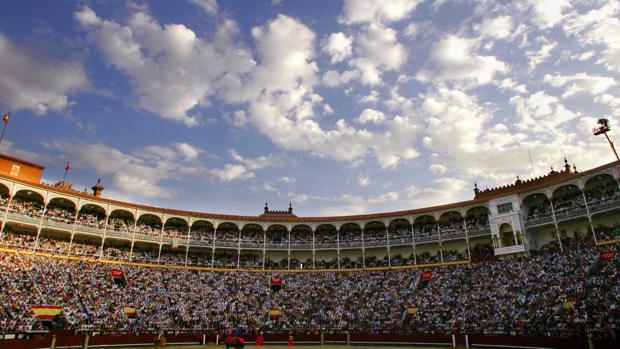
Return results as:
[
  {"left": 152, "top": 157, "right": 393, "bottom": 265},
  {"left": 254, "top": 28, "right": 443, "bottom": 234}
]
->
[{"left": 593, "top": 118, "right": 619, "bottom": 161}]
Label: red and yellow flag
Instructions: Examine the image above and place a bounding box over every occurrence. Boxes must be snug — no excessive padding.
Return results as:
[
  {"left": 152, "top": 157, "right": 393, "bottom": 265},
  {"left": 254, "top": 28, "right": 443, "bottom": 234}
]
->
[
  {"left": 269, "top": 306, "right": 281, "bottom": 318},
  {"left": 31, "top": 306, "right": 62, "bottom": 320},
  {"left": 2, "top": 112, "right": 9, "bottom": 125},
  {"left": 124, "top": 306, "right": 137, "bottom": 317},
  {"left": 406, "top": 306, "right": 418, "bottom": 315}
]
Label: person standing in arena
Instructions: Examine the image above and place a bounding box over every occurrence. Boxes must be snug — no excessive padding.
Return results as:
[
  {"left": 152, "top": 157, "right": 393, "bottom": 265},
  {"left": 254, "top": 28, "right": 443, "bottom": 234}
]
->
[
  {"left": 255, "top": 332, "right": 265, "bottom": 347},
  {"left": 288, "top": 333, "right": 294, "bottom": 346}
]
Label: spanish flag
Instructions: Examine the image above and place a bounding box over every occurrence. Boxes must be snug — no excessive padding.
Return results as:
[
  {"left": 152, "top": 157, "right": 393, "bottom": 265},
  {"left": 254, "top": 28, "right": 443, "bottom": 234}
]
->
[
  {"left": 406, "top": 306, "right": 418, "bottom": 315},
  {"left": 269, "top": 306, "right": 281, "bottom": 318},
  {"left": 31, "top": 306, "right": 62, "bottom": 320},
  {"left": 2, "top": 112, "right": 9, "bottom": 125},
  {"left": 124, "top": 306, "right": 137, "bottom": 317}
]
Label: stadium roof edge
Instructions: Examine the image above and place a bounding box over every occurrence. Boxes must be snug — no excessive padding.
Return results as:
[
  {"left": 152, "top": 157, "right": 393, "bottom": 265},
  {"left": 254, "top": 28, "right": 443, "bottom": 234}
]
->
[{"left": 0, "top": 159, "right": 618, "bottom": 223}]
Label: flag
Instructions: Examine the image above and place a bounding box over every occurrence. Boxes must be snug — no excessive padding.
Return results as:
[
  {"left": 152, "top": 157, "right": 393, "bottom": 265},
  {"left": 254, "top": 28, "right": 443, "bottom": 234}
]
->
[
  {"left": 110, "top": 269, "right": 124, "bottom": 279},
  {"left": 406, "top": 306, "right": 418, "bottom": 315},
  {"left": 65, "top": 161, "right": 70, "bottom": 172},
  {"left": 2, "top": 112, "right": 9, "bottom": 125},
  {"left": 420, "top": 271, "right": 432, "bottom": 281},
  {"left": 124, "top": 306, "right": 137, "bottom": 317},
  {"left": 269, "top": 306, "right": 281, "bottom": 318},
  {"left": 600, "top": 250, "right": 616, "bottom": 262},
  {"left": 31, "top": 306, "right": 62, "bottom": 320}
]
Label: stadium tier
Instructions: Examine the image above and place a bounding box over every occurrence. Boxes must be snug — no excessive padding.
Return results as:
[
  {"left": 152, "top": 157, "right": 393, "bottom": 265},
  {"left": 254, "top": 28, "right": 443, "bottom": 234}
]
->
[
  {"left": 0, "top": 155, "right": 619, "bottom": 269},
  {"left": 0, "top": 154, "right": 619, "bottom": 348}
]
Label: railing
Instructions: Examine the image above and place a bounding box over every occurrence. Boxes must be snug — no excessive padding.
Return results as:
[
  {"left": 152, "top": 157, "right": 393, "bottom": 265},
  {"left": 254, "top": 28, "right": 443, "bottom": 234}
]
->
[{"left": 525, "top": 213, "right": 554, "bottom": 226}]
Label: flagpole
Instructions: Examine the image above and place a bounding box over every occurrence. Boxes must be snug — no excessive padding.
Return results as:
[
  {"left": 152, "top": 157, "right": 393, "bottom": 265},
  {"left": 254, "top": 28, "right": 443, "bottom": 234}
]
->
[
  {"left": 527, "top": 148, "right": 536, "bottom": 177},
  {"left": 62, "top": 161, "right": 70, "bottom": 183},
  {"left": 0, "top": 123, "right": 7, "bottom": 144}
]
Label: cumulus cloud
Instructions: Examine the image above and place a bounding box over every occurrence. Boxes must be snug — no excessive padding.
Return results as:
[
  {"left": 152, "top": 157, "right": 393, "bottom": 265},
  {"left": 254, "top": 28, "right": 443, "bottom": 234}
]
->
[
  {"left": 42, "top": 140, "right": 211, "bottom": 198},
  {"left": 417, "top": 35, "right": 506, "bottom": 88},
  {"left": 511, "top": 91, "right": 578, "bottom": 136},
  {"left": 477, "top": 16, "right": 513, "bottom": 39},
  {"left": 352, "top": 23, "right": 407, "bottom": 85},
  {"left": 357, "top": 108, "right": 386, "bottom": 124},
  {"left": 339, "top": 0, "right": 422, "bottom": 24},
  {"left": 563, "top": 2, "right": 620, "bottom": 72},
  {"left": 0, "top": 33, "right": 89, "bottom": 115},
  {"left": 210, "top": 164, "right": 254, "bottom": 182},
  {"left": 235, "top": 15, "right": 418, "bottom": 169},
  {"left": 323, "top": 32, "right": 353, "bottom": 63},
  {"left": 528, "top": 0, "right": 571, "bottom": 29},
  {"left": 543, "top": 73, "right": 617, "bottom": 98},
  {"left": 74, "top": 6, "right": 254, "bottom": 126}
]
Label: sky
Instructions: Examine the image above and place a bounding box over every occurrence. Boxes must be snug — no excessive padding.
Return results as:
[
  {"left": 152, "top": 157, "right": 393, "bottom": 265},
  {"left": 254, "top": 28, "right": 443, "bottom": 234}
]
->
[{"left": 0, "top": 0, "right": 618, "bottom": 217}]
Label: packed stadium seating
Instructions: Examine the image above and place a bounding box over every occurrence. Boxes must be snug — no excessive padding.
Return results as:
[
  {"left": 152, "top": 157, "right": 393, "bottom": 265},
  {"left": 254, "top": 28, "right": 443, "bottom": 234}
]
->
[{"left": 0, "top": 237, "right": 617, "bottom": 341}]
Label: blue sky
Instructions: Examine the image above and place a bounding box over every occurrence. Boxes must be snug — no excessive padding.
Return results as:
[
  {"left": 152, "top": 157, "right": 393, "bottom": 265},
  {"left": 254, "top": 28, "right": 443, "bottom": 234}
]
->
[{"left": 0, "top": 0, "right": 618, "bottom": 216}]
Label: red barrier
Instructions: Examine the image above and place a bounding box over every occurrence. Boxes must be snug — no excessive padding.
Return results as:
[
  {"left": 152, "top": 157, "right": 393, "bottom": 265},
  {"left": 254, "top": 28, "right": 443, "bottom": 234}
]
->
[
  {"left": 350, "top": 333, "right": 452, "bottom": 345},
  {"left": 0, "top": 338, "right": 50, "bottom": 349},
  {"left": 469, "top": 334, "right": 590, "bottom": 349},
  {"left": 0, "top": 332, "right": 617, "bottom": 349}
]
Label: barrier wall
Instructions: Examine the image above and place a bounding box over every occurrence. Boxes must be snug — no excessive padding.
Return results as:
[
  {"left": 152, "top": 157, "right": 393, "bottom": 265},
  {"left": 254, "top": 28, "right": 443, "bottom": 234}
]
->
[{"left": 0, "top": 332, "right": 617, "bottom": 349}]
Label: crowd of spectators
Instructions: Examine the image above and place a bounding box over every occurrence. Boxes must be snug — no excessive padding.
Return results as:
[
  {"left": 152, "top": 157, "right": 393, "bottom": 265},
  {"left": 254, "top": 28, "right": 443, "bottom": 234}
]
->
[
  {"left": 0, "top": 239, "right": 617, "bottom": 338},
  {"left": 7, "top": 199, "right": 44, "bottom": 219}
]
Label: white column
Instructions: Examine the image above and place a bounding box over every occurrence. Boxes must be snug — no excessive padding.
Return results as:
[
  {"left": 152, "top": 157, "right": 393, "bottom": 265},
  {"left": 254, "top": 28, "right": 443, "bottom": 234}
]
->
[
  {"left": 549, "top": 199, "right": 565, "bottom": 253},
  {"left": 581, "top": 190, "right": 598, "bottom": 245},
  {"left": 184, "top": 221, "right": 191, "bottom": 267}
]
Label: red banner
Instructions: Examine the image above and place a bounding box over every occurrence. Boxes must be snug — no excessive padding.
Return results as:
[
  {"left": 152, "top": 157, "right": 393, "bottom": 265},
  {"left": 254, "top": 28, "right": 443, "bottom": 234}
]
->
[
  {"left": 421, "top": 271, "right": 432, "bottom": 281},
  {"left": 600, "top": 250, "right": 616, "bottom": 262},
  {"left": 270, "top": 275, "right": 282, "bottom": 286},
  {"left": 110, "top": 269, "right": 125, "bottom": 279}
]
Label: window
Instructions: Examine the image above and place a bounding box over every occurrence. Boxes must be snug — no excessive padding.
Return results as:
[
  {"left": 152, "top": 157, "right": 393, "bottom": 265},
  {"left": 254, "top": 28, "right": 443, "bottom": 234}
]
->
[
  {"left": 9, "top": 164, "right": 20, "bottom": 176},
  {"left": 497, "top": 202, "right": 513, "bottom": 214}
]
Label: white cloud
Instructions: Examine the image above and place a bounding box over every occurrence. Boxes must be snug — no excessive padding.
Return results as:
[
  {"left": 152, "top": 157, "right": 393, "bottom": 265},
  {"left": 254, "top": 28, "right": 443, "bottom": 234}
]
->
[
  {"left": 421, "top": 87, "right": 491, "bottom": 152},
  {"left": 525, "top": 38, "right": 557, "bottom": 71},
  {"left": 528, "top": 0, "right": 571, "bottom": 29},
  {"left": 543, "top": 73, "right": 617, "bottom": 98},
  {"left": 278, "top": 176, "right": 296, "bottom": 184},
  {"left": 42, "top": 140, "right": 210, "bottom": 198},
  {"left": 323, "top": 32, "right": 353, "bottom": 63},
  {"left": 511, "top": 91, "right": 578, "bottom": 136},
  {"left": 430, "top": 164, "right": 448, "bottom": 174},
  {"left": 358, "top": 175, "right": 371, "bottom": 187},
  {"left": 187, "top": 0, "right": 218, "bottom": 15},
  {"left": 357, "top": 108, "right": 386, "bottom": 124},
  {"left": 74, "top": 6, "right": 254, "bottom": 126},
  {"left": 210, "top": 164, "right": 254, "bottom": 182},
  {"left": 0, "top": 33, "right": 89, "bottom": 115},
  {"left": 239, "top": 15, "right": 418, "bottom": 169},
  {"left": 477, "top": 16, "right": 513, "bottom": 39},
  {"left": 316, "top": 191, "right": 399, "bottom": 216},
  {"left": 417, "top": 35, "right": 506, "bottom": 88},
  {"left": 406, "top": 177, "right": 468, "bottom": 208},
  {"left": 563, "top": 3, "right": 620, "bottom": 72},
  {"left": 352, "top": 23, "right": 407, "bottom": 85},
  {"left": 322, "top": 69, "right": 360, "bottom": 87},
  {"left": 229, "top": 150, "right": 283, "bottom": 170},
  {"left": 340, "top": 0, "right": 422, "bottom": 24}
]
